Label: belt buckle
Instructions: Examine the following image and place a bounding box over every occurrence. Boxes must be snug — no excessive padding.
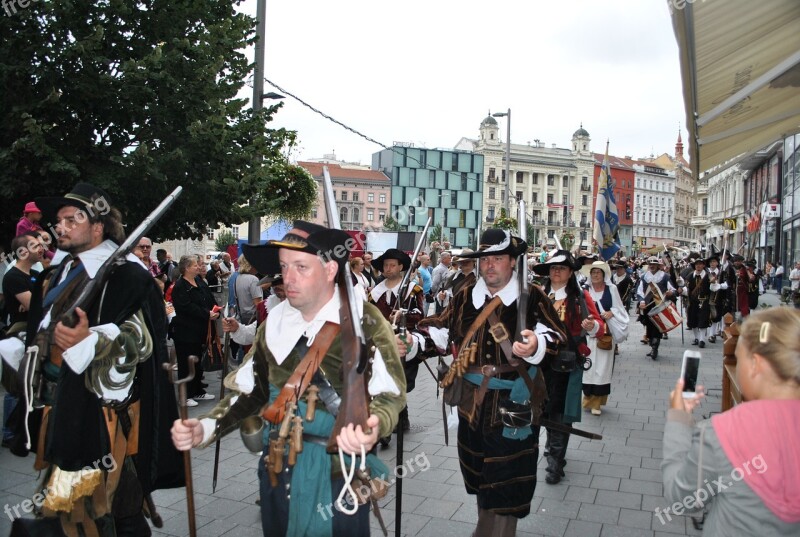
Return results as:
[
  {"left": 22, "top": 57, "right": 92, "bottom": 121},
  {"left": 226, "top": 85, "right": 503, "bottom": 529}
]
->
[
  {"left": 480, "top": 365, "right": 497, "bottom": 376},
  {"left": 489, "top": 322, "right": 509, "bottom": 344}
]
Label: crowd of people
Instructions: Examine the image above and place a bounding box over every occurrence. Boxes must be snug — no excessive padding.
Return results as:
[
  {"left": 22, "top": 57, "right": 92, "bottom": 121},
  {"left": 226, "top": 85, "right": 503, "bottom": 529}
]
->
[{"left": 1, "top": 188, "right": 797, "bottom": 536}]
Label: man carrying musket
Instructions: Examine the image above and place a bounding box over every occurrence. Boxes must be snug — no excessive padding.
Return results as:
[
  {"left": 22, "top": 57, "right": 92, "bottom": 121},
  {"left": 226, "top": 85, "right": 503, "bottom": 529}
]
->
[
  {"left": 409, "top": 229, "right": 566, "bottom": 537},
  {"left": 0, "top": 183, "right": 183, "bottom": 536},
  {"left": 171, "top": 221, "right": 406, "bottom": 537}
]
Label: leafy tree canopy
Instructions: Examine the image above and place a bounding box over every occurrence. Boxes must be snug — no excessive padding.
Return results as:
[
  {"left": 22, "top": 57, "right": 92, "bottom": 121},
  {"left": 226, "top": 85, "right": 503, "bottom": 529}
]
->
[
  {"left": 0, "top": 0, "right": 314, "bottom": 246},
  {"left": 382, "top": 215, "right": 401, "bottom": 232}
]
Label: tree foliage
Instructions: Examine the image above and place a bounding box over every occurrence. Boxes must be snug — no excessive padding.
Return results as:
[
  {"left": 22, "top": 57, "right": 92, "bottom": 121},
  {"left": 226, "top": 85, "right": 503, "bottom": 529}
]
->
[
  {"left": 427, "top": 223, "right": 443, "bottom": 245},
  {"left": 382, "top": 215, "right": 401, "bottom": 232},
  {"left": 0, "top": 0, "right": 315, "bottom": 245},
  {"left": 214, "top": 229, "right": 236, "bottom": 252}
]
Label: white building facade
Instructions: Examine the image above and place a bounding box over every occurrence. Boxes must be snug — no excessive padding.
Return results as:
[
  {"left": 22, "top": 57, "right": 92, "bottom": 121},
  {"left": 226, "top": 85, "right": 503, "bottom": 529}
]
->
[{"left": 632, "top": 162, "right": 676, "bottom": 247}]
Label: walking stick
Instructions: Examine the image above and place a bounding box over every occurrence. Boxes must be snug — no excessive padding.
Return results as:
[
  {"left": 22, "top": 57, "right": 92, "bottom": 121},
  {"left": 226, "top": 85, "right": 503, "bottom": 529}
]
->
[
  {"left": 212, "top": 305, "right": 231, "bottom": 493},
  {"left": 164, "top": 354, "right": 198, "bottom": 537}
]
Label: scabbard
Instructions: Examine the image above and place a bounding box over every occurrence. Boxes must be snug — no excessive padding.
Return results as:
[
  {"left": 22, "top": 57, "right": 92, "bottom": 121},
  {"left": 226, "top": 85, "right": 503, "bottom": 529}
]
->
[{"left": 541, "top": 418, "right": 602, "bottom": 440}]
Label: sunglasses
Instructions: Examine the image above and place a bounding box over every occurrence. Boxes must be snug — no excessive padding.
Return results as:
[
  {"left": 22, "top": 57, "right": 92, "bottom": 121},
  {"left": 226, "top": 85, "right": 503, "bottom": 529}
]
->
[{"left": 137, "top": 244, "right": 152, "bottom": 249}]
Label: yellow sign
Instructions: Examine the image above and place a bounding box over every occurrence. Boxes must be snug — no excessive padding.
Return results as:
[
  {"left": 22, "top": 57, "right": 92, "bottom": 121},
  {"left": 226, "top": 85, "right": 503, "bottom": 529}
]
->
[{"left": 723, "top": 218, "right": 737, "bottom": 230}]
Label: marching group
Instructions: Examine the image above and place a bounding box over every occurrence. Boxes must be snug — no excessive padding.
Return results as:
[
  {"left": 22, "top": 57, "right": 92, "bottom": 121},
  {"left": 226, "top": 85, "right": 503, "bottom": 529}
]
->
[{"left": 1, "top": 185, "right": 798, "bottom": 536}]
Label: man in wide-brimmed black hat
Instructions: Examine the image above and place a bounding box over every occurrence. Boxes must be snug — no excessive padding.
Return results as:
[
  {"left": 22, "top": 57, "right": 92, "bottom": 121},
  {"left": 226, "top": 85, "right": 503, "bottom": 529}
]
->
[
  {"left": 172, "top": 220, "right": 406, "bottom": 537},
  {"left": 682, "top": 256, "right": 712, "bottom": 348},
  {"left": 532, "top": 249, "right": 604, "bottom": 483},
  {"left": 611, "top": 260, "right": 634, "bottom": 312},
  {"left": 412, "top": 228, "right": 566, "bottom": 535},
  {"left": 4, "top": 183, "right": 184, "bottom": 535},
  {"left": 705, "top": 254, "right": 732, "bottom": 342},
  {"left": 368, "top": 248, "right": 425, "bottom": 435}
]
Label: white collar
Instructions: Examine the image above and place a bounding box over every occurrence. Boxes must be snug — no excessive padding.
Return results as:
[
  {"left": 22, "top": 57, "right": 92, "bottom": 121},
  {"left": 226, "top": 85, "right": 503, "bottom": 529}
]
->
[
  {"left": 471, "top": 273, "right": 519, "bottom": 308},
  {"left": 266, "top": 289, "right": 346, "bottom": 365},
  {"left": 694, "top": 271, "right": 706, "bottom": 278},
  {"left": 549, "top": 285, "right": 568, "bottom": 300},
  {"left": 68, "top": 240, "right": 145, "bottom": 278},
  {"left": 370, "top": 278, "right": 409, "bottom": 303}
]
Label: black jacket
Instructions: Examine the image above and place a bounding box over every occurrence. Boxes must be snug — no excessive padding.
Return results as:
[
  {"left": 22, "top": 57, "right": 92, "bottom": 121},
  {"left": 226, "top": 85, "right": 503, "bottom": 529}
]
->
[{"left": 171, "top": 276, "right": 217, "bottom": 343}]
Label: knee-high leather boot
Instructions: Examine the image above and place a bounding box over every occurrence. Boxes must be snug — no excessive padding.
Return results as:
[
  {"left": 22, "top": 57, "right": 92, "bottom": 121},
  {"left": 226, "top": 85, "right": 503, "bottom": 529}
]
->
[{"left": 544, "top": 420, "right": 570, "bottom": 484}]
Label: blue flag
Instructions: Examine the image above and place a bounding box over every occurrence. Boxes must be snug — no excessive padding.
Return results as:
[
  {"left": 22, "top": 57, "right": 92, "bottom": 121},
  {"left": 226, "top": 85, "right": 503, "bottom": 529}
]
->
[{"left": 592, "top": 143, "right": 621, "bottom": 260}]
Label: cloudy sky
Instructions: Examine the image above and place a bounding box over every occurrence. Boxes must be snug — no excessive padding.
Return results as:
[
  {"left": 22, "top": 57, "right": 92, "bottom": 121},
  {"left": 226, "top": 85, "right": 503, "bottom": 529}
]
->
[{"left": 240, "top": 0, "right": 687, "bottom": 165}]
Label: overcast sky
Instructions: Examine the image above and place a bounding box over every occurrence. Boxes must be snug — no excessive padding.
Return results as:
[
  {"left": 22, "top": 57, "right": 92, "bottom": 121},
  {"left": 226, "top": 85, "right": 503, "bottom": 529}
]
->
[{"left": 240, "top": 0, "right": 686, "bottom": 166}]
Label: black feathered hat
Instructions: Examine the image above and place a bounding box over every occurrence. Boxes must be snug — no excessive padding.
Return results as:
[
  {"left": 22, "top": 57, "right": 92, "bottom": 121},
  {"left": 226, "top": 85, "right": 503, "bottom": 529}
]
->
[
  {"left": 532, "top": 249, "right": 577, "bottom": 276},
  {"left": 456, "top": 229, "right": 527, "bottom": 259},
  {"left": 372, "top": 248, "right": 412, "bottom": 272}
]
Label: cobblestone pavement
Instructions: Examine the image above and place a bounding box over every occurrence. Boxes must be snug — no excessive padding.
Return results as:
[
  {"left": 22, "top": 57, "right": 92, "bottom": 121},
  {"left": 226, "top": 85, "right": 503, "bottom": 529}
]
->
[{"left": 0, "top": 290, "right": 786, "bottom": 536}]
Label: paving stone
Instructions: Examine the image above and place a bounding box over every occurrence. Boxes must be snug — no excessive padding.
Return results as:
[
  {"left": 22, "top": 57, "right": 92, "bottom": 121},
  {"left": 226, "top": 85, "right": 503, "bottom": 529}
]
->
[
  {"left": 619, "top": 508, "right": 656, "bottom": 530},
  {"left": 620, "top": 478, "right": 663, "bottom": 497},
  {"left": 594, "top": 490, "right": 643, "bottom": 510},
  {"left": 565, "top": 519, "right": 603, "bottom": 537},
  {"left": 577, "top": 503, "right": 621, "bottom": 525},
  {"left": 591, "top": 463, "right": 632, "bottom": 479},
  {"left": 565, "top": 485, "right": 598, "bottom": 503}
]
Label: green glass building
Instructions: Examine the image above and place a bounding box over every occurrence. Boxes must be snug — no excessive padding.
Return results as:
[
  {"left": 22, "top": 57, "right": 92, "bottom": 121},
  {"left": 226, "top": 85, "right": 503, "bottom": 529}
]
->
[{"left": 372, "top": 145, "right": 484, "bottom": 248}]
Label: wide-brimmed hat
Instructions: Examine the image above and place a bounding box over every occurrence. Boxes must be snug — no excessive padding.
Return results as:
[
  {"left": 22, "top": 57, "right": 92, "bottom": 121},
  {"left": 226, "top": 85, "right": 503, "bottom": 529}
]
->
[
  {"left": 36, "top": 182, "right": 113, "bottom": 223},
  {"left": 745, "top": 259, "right": 757, "bottom": 268},
  {"left": 242, "top": 220, "right": 351, "bottom": 275},
  {"left": 453, "top": 248, "right": 475, "bottom": 263},
  {"left": 731, "top": 254, "right": 745, "bottom": 263},
  {"left": 23, "top": 201, "right": 41, "bottom": 214},
  {"left": 690, "top": 257, "right": 707, "bottom": 269},
  {"left": 581, "top": 260, "right": 612, "bottom": 280},
  {"left": 258, "top": 273, "right": 284, "bottom": 286},
  {"left": 457, "top": 229, "right": 527, "bottom": 259},
  {"left": 372, "top": 248, "right": 411, "bottom": 272},
  {"left": 532, "top": 249, "right": 577, "bottom": 276},
  {"left": 612, "top": 261, "right": 627, "bottom": 270},
  {"left": 705, "top": 255, "right": 720, "bottom": 265},
  {"left": 576, "top": 253, "right": 600, "bottom": 266}
]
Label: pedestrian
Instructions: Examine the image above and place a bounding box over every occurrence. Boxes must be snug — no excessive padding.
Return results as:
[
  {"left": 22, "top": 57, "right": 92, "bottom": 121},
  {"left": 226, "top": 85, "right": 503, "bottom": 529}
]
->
[
  {"left": 430, "top": 250, "right": 452, "bottom": 314},
  {"left": 0, "top": 183, "right": 183, "bottom": 535},
  {"left": 411, "top": 230, "right": 568, "bottom": 535},
  {"left": 774, "top": 262, "right": 784, "bottom": 294},
  {"left": 171, "top": 221, "right": 406, "bottom": 537},
  {"left": 361, "top": 251, "right": 382, "bottom": 286},
  {"left": 683, "top": 257, "right": 712, "bottom": 348},
  {"left": 368, "top": 248, "right": 425, "bottom": 434},
  {"left": 534, "top": 250, "right": 604, "bottom": 483},
  {"left": 662, "top": 307, "right": 800, "bottom": 536},
  {"left": 635, "top": 257, "right": 676, "bottom": 360},
  {"left": 790, "top": 262, "right": 800, "bottom": 293},
  {"left": 580, "top": 261, "right": 629, "bottom": 415},
  {"left": 350, "top": 256, "right": 370, "bottom": 292}
]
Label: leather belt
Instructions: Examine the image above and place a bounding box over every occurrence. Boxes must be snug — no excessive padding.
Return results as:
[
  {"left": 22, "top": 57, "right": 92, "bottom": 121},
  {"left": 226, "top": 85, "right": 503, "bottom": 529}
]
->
[
  {"left": 301, "top": 433, "right": 329, "bottom": 447},
  {"left": 465, "top": 364, "right": 517, "bottom": 407}
]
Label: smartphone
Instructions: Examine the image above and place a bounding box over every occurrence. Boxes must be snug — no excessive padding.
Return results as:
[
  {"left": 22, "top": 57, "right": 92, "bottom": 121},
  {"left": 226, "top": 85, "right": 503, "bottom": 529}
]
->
[{"left": 680, "top": 350, "right": 701, "bottom": 398}]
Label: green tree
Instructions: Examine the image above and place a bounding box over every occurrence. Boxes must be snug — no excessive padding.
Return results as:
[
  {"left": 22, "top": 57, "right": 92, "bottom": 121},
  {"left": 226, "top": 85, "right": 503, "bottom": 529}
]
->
[
  {"left": 383, "top": 215, "right": 401, "bottom": 231},
  {"left": 214, "top": 230, "right": 237, "bottom": 252},
  {"left": 493, "top": 208, "right": 517, "bottom": 231},
  {"left": 0, "top": 1, "right": 314, "bottom": 244},
  {"left": 427, "top": 223, "right": 443, "bottom": 245}
]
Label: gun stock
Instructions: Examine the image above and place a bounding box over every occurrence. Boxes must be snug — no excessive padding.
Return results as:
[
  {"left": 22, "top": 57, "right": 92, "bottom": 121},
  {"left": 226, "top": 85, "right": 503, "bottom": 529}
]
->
[{"left": 322, "top": 166, "right": 371, "bottom": 452}]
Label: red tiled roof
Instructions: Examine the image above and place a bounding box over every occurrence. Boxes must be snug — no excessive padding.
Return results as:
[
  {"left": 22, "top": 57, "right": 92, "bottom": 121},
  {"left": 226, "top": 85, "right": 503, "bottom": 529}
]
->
[
  {"left": 593, "top": 152, "right": 635, "bottom": 170},
  {"left": 298, "top": 161, "right": 390, "bottom": 182}
]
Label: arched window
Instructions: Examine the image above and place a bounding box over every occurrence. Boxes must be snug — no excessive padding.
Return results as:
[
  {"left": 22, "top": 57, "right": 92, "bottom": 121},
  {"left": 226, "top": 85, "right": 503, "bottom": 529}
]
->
[
  {"left": 353, "top": 208, "right": 360, "bottom": 222},
  {"left": 340, "top": 207, "right": 348, "bottom": 221}
]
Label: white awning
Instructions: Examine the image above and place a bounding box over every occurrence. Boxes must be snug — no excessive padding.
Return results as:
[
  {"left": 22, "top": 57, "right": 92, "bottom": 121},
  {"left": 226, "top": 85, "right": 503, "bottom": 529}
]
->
[{"left": 670, "top": 0, "right": 800, "bottom": 178}]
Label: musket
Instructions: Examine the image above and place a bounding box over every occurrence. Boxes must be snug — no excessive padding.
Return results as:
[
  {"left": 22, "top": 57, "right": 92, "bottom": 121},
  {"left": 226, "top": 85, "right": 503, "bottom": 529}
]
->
[
  {"left": 60, "top": 186, "right": 184, "bottom": 328},
  {"left": 321, "top": 166, "right": 371, "bottom": 452},
  {"left": 395, "top": 216, "right": 432, "bottom": 312},
  {"left": 212, "top": 303, "right": 231, "bottom": 493},
  {"left": 516, "top": 201, "right": 529, "bottom": 345}
]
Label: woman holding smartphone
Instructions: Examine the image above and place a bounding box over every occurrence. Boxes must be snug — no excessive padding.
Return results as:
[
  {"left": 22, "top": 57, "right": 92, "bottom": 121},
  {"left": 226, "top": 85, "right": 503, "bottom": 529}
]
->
[{"left": 662, "top": 308, "right": 800, "bottom": 535}]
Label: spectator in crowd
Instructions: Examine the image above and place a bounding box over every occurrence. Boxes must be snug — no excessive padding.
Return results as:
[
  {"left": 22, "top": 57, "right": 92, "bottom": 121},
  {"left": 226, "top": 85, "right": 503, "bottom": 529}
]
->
[
  {"left": 662, "top": 307, "right": 800, "bottom": 535},
  {"left": 362, "top": 251, "right": 381, "bottom": 286},
  {"left": 350, "top": 256, "right": 371, "bottom": 292},
  {"left": 135, "top": 237, "right": 159, "bottom": 277},
  {"left": 156, "top": 248, "right": 176, "bottom": 285},
  {"left": 207, "top": 260, "right": 223, "bottom": 295},
  {"left": 170, "top": 255, "right": 219, "bottom": 407},
  {"left": 430, "top": 250, "right": 452, "bottom": 314},
  {"left": 774, "top": 262, "right": 784, "bottom": 294},
  {"left": 790, "top": 261, "right": 800, "bottom": 293},
  {"left": 233, "top": 254, "right": 263, "bottom": 327},
  {"left": 15, "top": 201, "right": 43, "bottom": 237}
]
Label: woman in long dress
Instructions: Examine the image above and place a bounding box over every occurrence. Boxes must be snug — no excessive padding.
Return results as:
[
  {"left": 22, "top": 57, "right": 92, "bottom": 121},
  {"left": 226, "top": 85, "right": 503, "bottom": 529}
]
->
[{"left": 581, "top": 261, "right": 629, "bottom": 415}]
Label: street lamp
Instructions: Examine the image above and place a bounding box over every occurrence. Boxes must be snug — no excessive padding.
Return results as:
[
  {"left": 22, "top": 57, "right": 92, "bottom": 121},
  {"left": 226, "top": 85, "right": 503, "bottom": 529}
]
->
[{"left": 492, "top": 109, "right": 511, "bottom": 216}]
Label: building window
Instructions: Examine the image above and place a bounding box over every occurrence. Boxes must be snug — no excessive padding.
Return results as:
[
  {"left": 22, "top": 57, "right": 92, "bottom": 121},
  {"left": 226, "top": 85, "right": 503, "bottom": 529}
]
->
[
  {"left": 341, "top": 207, "right": 348, "bottom": 221},
  {"left": 547, "top": 174, "right": 555, "bottom": 186},
  {"left": 311, "top": 208, "right": 317, "bottom": 219},
  {"left": 368, "top": 193, "right": 374, "bottom": 202},
  {"left": 489, "top": 167, "right": 496, "bottom": 179},
  {"left": 206, "top": 230, "right": 215, "bottom": 240},
  {"left": 367, "top": 210, "right": 374, "bottom": 221},
  {"left": 489, "top": 187, "right": 496, "bottom": 200},
  {"left": 547, "top": 194, "right": 554, "bottom": 204},
  {"left": 461, "top": 172, "right": 468, "bottom": 190},
  {"left": 353, "top": 208, "right": 360, "bottom": 221},
  {"left": 341, "top": 191, "right": 348, "bottom": 201},
  {"left": 409, "top": 169, "right": 416, "bottom": 186},
  {"left": 533, "top": 210, "right": 541, "bottom": 222},
  {"left": 516, "top": 191, "right": 523, "bottom": 201},
  {"left": 379, "top": 194, "right": 386, "bottom": 203},
  {"left": 548, "top": 211, "right": 556, "bottom": 224},
  {"left": 353, "top": 192, "right": 359, "bottom": 202},
  {"left": 548, "top": 229, "right": 555, "bottom": 238},
  {"left": 231, "top": 227, "right": 239, "bottom": 240},
  {"left": 562, "top": 195, "right": 568, "bottom": 205},
  {"left": 532, "top": 173, "right": 538, "bottom": 185},
  {"left": 532, "top": 192, "right": 538, "bottom": 202},
  {"left": 379, "top": 211, "right": 385, "bottom": 222},
  {"left": 488, "top": 206, "right": 495, "bottom": 220},
  {"left": 459, "top": 210, "right": 466, "bottom": 227},
  {"left": 450, "top": 194, "right": 457, "bottom": 208},
  {"left": 582, "top": 195, "right": 588, "bottom": 206},
  {"left": 451, "top": 153, "right": 458, "bottom": 171},
  {"left": 562, "top": 175, "right": 569, "bottom": 188},
  {"left": 516, "top": 171, "right": 523, "bottom": 184},
  {"left": 501, "top": 169, "right": 506, "bottom": 181}
]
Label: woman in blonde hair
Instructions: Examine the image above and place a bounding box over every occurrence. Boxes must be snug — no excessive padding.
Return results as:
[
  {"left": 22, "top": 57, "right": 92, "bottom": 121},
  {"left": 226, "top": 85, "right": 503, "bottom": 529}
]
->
[{"left": 662, "top": 308, "right": 800, "bottom": 536}]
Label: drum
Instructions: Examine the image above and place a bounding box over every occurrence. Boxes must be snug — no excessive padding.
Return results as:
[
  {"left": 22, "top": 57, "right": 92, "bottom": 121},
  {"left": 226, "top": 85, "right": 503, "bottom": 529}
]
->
[{"left": 648, "top": 300, "right": 682, "bottom": 333}]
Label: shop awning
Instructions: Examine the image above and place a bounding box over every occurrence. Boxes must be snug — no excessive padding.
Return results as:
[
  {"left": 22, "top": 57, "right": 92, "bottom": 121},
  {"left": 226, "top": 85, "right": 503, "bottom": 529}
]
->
[{"left": 670, "top": 0, "right": 800, "bottom": 178}]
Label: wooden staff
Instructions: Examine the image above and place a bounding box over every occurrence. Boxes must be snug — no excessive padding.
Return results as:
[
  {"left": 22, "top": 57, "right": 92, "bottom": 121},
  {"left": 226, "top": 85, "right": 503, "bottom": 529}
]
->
[{"left": 164, "top": 354, "right": 198, "bottom": 537}]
